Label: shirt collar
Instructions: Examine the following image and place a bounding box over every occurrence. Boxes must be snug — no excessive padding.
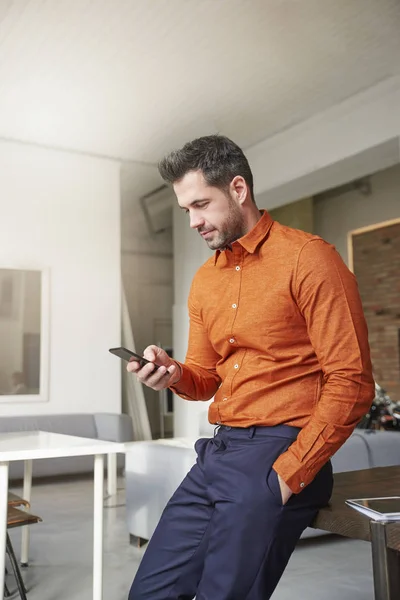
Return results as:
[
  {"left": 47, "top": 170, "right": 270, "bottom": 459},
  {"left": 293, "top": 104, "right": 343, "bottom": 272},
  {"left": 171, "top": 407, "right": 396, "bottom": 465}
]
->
[{"left": 214, "top": 210, "right": 273, "bottom": 265}]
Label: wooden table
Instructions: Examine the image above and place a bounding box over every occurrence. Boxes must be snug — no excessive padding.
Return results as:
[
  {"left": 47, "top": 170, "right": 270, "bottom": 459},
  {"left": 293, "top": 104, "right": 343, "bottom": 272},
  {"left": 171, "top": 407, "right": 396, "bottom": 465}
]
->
[{"left": 311, "top": 466, "right": 400, "bottom": 600}]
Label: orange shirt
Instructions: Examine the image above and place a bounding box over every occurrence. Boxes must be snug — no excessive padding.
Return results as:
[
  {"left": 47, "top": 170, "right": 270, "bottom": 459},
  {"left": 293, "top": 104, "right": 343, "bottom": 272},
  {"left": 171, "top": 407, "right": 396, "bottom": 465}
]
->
[{"left": 170, "top": 211, "right": 375, "bottom": 493}]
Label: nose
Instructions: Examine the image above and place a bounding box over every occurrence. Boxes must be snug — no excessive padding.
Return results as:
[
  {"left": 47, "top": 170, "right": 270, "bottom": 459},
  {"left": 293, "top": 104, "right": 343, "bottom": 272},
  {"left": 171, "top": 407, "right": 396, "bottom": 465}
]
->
[{"left": 189, "top": 212, "right": 204, "bottom": 230}]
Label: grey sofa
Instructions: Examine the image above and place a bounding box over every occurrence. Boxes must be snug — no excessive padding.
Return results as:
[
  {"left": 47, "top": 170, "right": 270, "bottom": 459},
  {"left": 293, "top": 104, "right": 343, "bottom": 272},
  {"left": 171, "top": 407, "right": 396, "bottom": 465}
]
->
[
  {"left": 125, "top": 428, "right": 400, "bottom": 542},
  {"left": 0, "top": 412, "right": 134, "bottom": 480}
]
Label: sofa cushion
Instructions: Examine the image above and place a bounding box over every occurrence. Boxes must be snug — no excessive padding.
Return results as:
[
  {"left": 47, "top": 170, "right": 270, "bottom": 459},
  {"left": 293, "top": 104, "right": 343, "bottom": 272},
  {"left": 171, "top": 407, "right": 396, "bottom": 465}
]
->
[
  {"left": 94, "top": 412, "right": 134, "bottom": 442},
  {"left": 0, "top": 414, "right": 98, "bottom": 439}
]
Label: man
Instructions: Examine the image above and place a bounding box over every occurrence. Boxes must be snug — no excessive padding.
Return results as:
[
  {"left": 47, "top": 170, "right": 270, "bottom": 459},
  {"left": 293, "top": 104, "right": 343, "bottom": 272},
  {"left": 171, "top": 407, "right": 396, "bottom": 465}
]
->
[{"left": 127, "top": 135, "right": 374, "bottom": 600}]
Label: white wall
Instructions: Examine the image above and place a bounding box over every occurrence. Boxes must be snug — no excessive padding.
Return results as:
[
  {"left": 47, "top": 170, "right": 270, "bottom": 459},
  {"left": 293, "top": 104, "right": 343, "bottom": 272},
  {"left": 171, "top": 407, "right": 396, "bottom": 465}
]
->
[
  {"left": 314, "top": 163, "right": 400, "bottom": 264},
  {"left": 0, "top": 140, "right": 121, "bottom": 415}
]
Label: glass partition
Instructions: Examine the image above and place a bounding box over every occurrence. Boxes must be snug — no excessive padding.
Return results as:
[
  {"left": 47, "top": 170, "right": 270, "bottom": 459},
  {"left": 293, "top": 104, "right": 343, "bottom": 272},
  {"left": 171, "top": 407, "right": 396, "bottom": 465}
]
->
[{"left": 0, "top": 268, "right": 49, "bottom": 402}]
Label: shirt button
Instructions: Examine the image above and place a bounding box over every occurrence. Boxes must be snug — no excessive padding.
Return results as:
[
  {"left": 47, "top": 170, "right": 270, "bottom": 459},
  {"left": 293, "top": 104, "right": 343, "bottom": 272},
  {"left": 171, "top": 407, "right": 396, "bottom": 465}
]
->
[
  {"left": 229, "top": 338, "right": 235, "bottom": 343},
  {"left": 235, "top": 266, "right": 240, "bottom": 271},
  {"left": 232, "top": 303, "right": 237, "bottom": 309},
  {"left": 222, "top": 397, "right": 228, "bottom": 402},
  {"left": 234, "top": 364, "right": 239, "bottom": 369},
  {"left": 300, "top": 482, "right": 305, "bottom": 488}
]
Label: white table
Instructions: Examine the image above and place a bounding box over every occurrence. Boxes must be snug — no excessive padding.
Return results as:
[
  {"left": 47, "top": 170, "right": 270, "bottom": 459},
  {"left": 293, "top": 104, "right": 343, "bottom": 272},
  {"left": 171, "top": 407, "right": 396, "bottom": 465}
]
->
[{"left": 0, "top": 431, "right": 125, "bottom": 600}]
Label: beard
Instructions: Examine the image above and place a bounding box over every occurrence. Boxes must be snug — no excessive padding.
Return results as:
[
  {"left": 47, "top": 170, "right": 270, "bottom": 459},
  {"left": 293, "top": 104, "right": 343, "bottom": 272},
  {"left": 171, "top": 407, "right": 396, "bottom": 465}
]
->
[{"left": 202, "top": 197, "right": 247, "bottom": 250}]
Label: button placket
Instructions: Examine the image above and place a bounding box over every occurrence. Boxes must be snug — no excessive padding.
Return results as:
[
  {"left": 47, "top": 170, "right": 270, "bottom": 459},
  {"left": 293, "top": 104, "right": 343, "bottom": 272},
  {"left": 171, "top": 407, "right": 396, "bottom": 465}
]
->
[{"left": 225, "top": 247, "right": 241, "bottom": 379}]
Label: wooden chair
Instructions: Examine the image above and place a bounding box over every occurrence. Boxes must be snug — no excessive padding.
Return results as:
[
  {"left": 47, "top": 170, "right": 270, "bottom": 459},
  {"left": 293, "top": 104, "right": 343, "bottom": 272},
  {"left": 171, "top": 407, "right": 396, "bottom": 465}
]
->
[
  {"left": 5, "top": 493, "right": 42, "bottom": 600},
  {"left": 7, "top": 492, "right": 30, "bottom": 509},
  {"left": 5, "top": 492, "right": 29, "bottom": 597}
]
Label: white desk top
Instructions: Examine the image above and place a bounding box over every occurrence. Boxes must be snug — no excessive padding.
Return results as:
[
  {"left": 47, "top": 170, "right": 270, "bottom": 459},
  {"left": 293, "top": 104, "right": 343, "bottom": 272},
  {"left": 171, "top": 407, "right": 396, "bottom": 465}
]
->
[{"left": 0, "top": 431, "right": 125, "bottom": 462}]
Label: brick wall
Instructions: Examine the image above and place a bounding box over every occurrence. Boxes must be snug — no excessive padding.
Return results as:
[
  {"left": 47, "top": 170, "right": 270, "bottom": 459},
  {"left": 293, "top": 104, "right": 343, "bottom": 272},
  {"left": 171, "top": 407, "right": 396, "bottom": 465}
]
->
[{"left": 352, "top": 221, "right": 400, "bottom": 401}]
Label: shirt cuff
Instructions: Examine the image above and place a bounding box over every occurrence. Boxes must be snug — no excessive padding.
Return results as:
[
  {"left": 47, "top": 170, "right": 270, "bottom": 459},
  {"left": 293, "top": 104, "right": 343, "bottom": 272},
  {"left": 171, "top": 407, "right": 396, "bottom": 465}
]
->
[
  {"left": 168, "top": 361, "right": 198, "bottom": 401},
  {"left": 272, "top": 450, "right": 311, "bottom": 495}
]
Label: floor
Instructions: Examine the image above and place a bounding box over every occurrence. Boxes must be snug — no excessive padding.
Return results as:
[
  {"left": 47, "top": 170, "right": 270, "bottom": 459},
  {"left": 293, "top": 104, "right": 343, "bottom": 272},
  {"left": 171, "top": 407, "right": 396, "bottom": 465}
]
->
[{"left": 6, "top": 476, "right": 374, "bottom": 600}]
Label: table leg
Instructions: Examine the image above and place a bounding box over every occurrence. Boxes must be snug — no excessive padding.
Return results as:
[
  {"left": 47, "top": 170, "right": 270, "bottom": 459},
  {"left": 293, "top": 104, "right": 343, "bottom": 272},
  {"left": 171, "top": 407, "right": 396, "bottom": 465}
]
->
[
  {"left": 0, "top": 461, "right": 9, "bottom": 597},
  {"left": 21, "top": 459, "right": 32, "bottom": 566},
  {"left": 107, "top": 453, "right": 117, "bottom": 497},
  {"left": 370, "top": 520, "right": 400, "bottom": 600},
  {"left": 93, "top": 454, "right": 104, "bottom": 600}
]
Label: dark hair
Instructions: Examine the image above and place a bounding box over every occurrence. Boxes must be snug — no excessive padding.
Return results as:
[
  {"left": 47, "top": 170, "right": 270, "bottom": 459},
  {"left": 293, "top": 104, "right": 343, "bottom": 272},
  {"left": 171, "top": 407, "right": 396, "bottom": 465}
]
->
[{"left": 158, "top": 134, "right": 254, "bottom": 202}]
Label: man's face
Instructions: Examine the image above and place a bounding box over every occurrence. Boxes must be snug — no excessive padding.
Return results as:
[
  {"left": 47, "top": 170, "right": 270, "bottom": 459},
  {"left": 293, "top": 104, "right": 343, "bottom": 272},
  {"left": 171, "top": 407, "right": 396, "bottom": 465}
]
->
[{"left": 174, "top": 170, "right": 246, "bottom": 250}]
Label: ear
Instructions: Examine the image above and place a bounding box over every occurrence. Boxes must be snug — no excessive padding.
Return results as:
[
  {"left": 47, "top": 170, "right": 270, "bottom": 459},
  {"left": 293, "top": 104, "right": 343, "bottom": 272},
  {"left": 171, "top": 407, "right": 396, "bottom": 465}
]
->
[{"left": 230, "top": 176, "right": 247, "bottom": 205}]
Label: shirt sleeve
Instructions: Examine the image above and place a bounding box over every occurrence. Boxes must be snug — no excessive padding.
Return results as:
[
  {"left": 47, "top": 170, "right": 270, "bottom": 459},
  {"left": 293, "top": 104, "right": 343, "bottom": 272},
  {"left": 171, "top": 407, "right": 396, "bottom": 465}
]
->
[
  {"left": 273, "top": 239, "right": 375, "bottom": 494},
  {"left": 169, "top": 277, "right": 221, "bottom": 401}
]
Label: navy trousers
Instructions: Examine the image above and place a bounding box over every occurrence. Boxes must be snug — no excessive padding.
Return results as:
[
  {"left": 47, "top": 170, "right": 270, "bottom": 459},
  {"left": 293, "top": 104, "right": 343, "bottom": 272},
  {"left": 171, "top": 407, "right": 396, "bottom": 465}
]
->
[{"left": 129, "top": 425, "right": 333, "bottom": 600}]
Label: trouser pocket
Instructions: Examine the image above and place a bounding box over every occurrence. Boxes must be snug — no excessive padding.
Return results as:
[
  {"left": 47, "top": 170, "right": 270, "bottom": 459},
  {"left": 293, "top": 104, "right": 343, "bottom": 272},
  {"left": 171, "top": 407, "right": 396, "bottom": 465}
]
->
[
  {"left": 264, "top": 437, "right": 293, "bottom": 506},
  {"left": 266, "top": 467, "right": 283, "bottom": 505}
]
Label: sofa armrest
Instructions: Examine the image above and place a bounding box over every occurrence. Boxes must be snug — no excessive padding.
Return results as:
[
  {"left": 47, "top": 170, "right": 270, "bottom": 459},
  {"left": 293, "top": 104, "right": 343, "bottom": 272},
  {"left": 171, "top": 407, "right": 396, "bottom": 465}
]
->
[{"left": 94, "top": 413, "right": 134, "bottom": 442}]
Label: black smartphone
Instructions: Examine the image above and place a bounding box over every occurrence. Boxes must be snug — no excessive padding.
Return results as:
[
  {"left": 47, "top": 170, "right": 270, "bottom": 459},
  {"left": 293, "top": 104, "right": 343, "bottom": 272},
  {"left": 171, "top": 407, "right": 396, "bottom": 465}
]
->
[{"left": 109, "top": 347, "right": 159, "bottom": 370}]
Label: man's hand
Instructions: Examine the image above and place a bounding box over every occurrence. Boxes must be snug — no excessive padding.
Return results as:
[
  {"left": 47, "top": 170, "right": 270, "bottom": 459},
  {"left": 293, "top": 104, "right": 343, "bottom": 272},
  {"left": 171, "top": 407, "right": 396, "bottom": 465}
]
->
[
  {"left": 126, "top": 345, "right": 181, "bottom": 391},
  {"left": 277, "top": 473, "right": 293, "bottom": 505}
]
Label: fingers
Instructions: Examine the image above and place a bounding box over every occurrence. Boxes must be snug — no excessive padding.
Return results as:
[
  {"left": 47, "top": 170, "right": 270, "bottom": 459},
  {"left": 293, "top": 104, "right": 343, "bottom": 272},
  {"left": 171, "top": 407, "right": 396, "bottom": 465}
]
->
[
  {"left": 140, "top": 363, "right": 177, "bottom": 391},
  {"left": 277, "top": 473, "right": 293, "bottom": 505},
  {"left": 126, "top": 360, "right": 141, "bottom": 374},
  {"left": 127, "top": 360, "right": 177, "bottom": 391},
  {"left": 143, "top": 345, "right": 160, "bottom": 363}
]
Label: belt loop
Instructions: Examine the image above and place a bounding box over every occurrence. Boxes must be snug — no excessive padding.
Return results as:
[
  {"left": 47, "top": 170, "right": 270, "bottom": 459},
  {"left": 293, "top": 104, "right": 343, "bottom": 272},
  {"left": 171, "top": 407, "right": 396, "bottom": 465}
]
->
[
  {"left": 248, "top": 426, "right": 256, "bottom": 438},
  {"left": 214, "top": 424, "right": 221, "bottom": 437}
]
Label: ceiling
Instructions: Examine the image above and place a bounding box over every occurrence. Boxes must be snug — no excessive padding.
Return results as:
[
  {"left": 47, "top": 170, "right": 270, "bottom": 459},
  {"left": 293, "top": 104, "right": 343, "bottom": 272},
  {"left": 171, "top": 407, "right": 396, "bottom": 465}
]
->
[{"left": 0, "top": 0, "right": 399, "bottom": 172}]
